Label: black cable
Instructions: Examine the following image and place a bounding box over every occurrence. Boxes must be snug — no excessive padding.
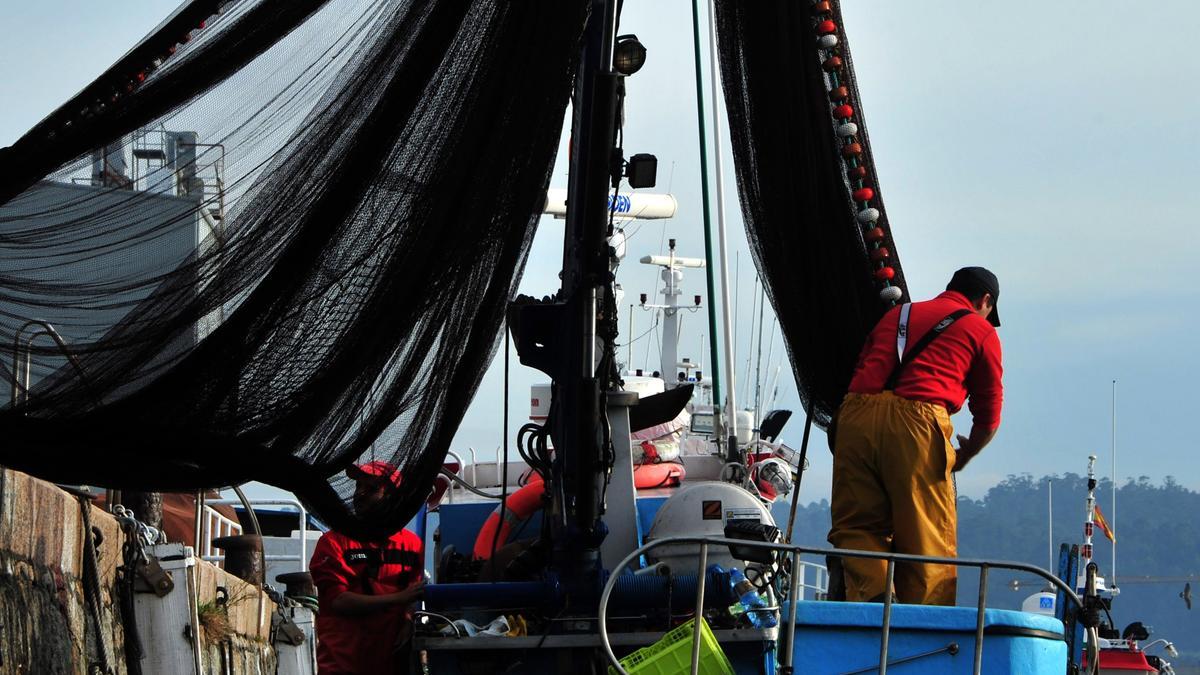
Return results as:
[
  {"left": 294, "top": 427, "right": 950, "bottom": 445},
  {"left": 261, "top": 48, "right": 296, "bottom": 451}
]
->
[
  {"left": 534, "top": 594, "right": 571, "bottom": 650},
  {"left": 784, "top": 401, "right": 814, "bottom": 544}
]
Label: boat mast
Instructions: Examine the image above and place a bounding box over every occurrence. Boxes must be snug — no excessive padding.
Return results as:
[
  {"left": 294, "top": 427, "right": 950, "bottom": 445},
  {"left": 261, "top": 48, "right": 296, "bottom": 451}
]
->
[
  {"left": 688, "top": 0, "right": 727, "bottom": 458},
  {"left": 555, "top": 0, "right": 621, "bottom": 571},
  {"left": 1083, "top": 455, "right": 1098, "bottom": 570},
  {"left": 1111, "top": 379, "right": 1117, "bottom": 591}
]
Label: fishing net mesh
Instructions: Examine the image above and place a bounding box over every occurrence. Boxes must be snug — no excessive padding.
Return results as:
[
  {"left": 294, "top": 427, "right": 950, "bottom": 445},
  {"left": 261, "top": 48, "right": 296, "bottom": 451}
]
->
[
  {"left": 0, "top": 0, "right": 588, "bottom": 538},
  {"left": 713, "top": 0, "right": 909, "bottom": 428}
]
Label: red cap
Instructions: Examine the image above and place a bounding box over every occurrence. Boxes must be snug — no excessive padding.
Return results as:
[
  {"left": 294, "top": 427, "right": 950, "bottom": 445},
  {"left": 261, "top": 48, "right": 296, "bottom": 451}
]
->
[{"left": 347, "top": 460, "right": 402, "bottom": 488}]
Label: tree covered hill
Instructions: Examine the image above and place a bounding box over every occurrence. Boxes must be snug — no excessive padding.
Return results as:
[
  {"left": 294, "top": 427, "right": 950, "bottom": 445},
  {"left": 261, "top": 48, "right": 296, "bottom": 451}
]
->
[{"left": 785, "top": 473, "right": 1200, "bottom": 671}]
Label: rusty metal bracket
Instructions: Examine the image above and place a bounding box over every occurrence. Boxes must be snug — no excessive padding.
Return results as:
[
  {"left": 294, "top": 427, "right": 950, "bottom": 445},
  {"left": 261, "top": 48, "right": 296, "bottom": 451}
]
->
[{"left": 134, "top": 556, "right": 174, "bottom": 597}]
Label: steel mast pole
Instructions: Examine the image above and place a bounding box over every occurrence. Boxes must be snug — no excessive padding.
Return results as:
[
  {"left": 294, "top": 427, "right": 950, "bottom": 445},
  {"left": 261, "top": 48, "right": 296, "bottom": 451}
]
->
[
  {"left": 690, "top": 0, "right": 726, "bottom": 456},
  {"left": 705, "top": 0, "right": 740, "bottom": 460},
  {"left": 1111, "top": 379, "right": 1117, "bottom": 591}
]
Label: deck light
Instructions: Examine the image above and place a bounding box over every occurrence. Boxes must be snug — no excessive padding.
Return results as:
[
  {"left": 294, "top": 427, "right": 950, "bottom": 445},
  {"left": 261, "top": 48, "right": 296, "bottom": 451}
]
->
[{"left": 614, "top": 35, "right": 647, "bottom": 76}]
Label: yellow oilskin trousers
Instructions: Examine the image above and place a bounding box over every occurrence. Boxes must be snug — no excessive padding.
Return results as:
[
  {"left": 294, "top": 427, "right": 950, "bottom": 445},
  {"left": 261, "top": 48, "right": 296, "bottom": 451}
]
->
[{"left": 828, "top": 391, "right": 958, "bottom": 605}]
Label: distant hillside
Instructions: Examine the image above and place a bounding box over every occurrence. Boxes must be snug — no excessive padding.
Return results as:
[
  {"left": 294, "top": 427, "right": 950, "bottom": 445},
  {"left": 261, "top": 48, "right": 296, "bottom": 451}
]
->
[{"left": 783, "top": 473, "right": 1200, "bottom": 672}]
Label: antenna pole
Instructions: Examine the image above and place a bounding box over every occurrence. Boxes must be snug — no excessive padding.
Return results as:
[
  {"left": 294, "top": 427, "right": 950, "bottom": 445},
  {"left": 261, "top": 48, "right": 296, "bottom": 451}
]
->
[
  {"left": 1084, "top": 455, "right": 1097, "bottom": 568},
  {"left": 627, "top": 304, "right": 634, "bottom": 372},
  {"left": 1048, "top": 479, "right": 1053, "bottom": 573},
  {"left": 689, "top": 0, "right": 725, "bottom": 453},
  {"left": 1111, "top": 379, "right": 1117, "bottom": 590},
  {"left": 705, "top": 0, "right": 740, "bottom": 461}
]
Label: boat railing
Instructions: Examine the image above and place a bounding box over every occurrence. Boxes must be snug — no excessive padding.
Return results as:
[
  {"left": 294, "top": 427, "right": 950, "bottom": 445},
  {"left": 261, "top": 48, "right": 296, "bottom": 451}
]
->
[
  {"left": 9, "top": 319, "right": 98, "bottom": 407},
  {"left": 198, "top": 504, "right": 243, "bottom": 564},
  {"left": 599, "top": 536, "right": 1086, "bottom": 675},
  {"left": 203, "top": 497, "right": 312, "bottom": 572},
  {"left": 792, "top": 559, "right": 829, "bottom": 601}
]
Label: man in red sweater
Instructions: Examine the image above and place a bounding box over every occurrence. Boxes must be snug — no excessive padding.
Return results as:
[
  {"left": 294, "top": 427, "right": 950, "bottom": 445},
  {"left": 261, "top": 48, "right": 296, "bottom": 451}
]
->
[
  {"left": 310, "top": 461, "right": 425, "bottom": 673},
  {"left": 829, "top": 267, "right": 1003, "bottom": 605}
]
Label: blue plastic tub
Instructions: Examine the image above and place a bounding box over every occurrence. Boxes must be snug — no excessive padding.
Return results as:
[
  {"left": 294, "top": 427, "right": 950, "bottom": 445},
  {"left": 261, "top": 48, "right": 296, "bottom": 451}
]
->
[{"left": 783, "top": 601, "right": 1066, "bottom": 674}]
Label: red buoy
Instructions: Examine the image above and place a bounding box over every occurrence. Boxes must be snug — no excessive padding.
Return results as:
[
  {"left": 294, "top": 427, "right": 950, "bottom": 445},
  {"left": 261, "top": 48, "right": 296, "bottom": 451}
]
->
[
  {"left": 853, "top": 187, "right": 875, "bottom": 202},
  {"left": 817, "top": 20, "right": 837, "bottom": 35},
  {"left": 848, "top": 166, "right": 868, "bottom": 180},
  {"left": 870, "top": 247, "right": 891, "bottom": 262},
  {"left": 830, "top": 86, "right": 850, "bottom": 102},
  {"left": 823, "top": 56, "right": 843, "bottom": 72},
  {"left": 811, "top": 1, "right": 832, "bottom": 14},
  {"left": 833, "top": 104, "right": 854, "bottom": 119},
  {"left": 875, "top": 266, "right": 896, "bottom": 281},
  {"left": 842, "top": 142, "right": 863, "bottom": 158},
  {"left": 866, "top": 227, "right": 885, "bottom": 242}
]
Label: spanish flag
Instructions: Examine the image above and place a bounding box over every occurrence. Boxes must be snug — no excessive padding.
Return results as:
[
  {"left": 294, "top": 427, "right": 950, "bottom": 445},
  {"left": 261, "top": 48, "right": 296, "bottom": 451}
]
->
[{"left": 1094, "top": 504, "right": 1116, "bottom": 543}]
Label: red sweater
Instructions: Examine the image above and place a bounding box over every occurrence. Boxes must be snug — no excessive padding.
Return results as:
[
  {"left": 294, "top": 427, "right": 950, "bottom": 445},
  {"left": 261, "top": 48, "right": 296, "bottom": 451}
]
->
[
  {"left": 848, "top": 290, "right": 1003, "bottom": 430},
  {"left": 310, "top": 528, "right": 424, "bottom": 674}
]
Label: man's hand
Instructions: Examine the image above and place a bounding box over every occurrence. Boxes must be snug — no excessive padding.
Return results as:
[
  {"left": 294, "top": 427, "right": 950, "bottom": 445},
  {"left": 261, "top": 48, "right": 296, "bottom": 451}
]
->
[
  {"left": 397, "top": 580, "right": 425, "bottom": 607},
  {"left": 954, "top": 425, "right": 998, "bottom": 472},
  {"left": 328, "top": 580, "right": 426, "bottom": 617},
  {"left": 954, "top": 434, "right": 977, "bottom": 472}
]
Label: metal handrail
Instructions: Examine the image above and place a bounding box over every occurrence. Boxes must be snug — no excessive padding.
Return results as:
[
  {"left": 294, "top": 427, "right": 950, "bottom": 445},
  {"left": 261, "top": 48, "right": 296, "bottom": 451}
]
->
[
  {"left": 10, "top": 319, "right": 99, "bottom": 407},
  {"left": 598, "top": 536, "right": 1086, "bottom": 675},
  {"left": 206, "top": 498, "right": 311, "bottom": 572}
]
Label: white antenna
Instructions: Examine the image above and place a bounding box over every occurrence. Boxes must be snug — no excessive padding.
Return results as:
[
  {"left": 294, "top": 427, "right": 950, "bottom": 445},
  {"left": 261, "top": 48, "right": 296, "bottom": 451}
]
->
[
  {"left": 1048, "top": 479, "right": 1054, "bottom": 573},
  {"left": 1111, "top": 379, "right": 1117, "bottom": 590}
]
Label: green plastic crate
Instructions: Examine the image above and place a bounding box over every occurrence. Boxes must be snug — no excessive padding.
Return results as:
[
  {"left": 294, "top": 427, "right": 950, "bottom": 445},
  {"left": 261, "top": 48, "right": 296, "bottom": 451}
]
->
[{"left": 609, "top": 618, "right": 735, "bottom": 675}]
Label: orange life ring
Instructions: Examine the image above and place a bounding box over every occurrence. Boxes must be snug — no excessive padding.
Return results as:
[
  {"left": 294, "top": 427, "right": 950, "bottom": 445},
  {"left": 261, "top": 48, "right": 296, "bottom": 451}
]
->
[
  {"left": 473, "top": 477, "right": 545, "bottom": 560},
  {"left": 634, "top": 461, "right": 685, "bottom": 489}
]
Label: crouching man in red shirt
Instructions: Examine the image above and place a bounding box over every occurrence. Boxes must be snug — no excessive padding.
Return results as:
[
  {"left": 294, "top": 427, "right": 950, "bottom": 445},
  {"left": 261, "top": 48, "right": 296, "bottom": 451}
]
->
[
  {"left": 310, "top": 461, "right": 425, "bottom": 673},
  {"left": 829, "top": 267, "right": 1003, "bottom": 606}
]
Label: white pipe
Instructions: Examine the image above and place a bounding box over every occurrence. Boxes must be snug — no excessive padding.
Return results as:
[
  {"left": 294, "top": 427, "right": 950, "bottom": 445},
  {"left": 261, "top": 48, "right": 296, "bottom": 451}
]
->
[{"left": 706, "top": 0, "right": 739, "bottom": 452}]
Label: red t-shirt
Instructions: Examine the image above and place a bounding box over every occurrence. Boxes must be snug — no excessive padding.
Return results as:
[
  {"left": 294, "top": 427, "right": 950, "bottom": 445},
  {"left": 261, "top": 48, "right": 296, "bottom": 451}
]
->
[
  {"left": 310, "top": 528, "right": 424, "bottom": 674},
  {"left": 848, "top": 290, "right": 1003, "bottom": 430}
]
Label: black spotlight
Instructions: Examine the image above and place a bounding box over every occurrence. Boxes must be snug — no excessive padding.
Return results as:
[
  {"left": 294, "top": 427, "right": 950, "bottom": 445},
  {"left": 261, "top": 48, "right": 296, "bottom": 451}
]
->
[{"left": 614, "top": 34, "right": 647, "bottom": 76}]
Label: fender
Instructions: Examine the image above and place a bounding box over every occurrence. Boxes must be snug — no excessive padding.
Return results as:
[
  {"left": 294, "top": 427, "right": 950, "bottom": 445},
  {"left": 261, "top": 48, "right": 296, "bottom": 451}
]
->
[{"left": 633, "top": 461, "right": 685, "bottom": 489}]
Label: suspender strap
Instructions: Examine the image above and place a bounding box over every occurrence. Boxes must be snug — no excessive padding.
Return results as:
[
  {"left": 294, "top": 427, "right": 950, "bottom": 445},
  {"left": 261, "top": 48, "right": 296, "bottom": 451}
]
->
[
  {"left": 895, "top": 303, "right": 912, "bottom": 363},
  {"left": 884, "top": 308, "right": 972, "bottom": 391}
]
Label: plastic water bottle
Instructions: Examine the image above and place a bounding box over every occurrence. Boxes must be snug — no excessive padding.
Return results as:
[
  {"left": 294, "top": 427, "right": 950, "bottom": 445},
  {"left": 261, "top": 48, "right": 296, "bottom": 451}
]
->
[{"left": 728, "top": 567, "right": 778, "bottom": 628}]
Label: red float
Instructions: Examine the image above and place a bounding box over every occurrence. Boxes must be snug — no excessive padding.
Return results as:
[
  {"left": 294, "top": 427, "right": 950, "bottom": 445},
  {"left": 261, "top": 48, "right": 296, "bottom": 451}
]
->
[
  {"left": 875, "top": 266, "right": 896, "bottom": 281},
  {"left": 866, "top": 227, "right": 885, "bottom": 242},
  {"left": 870, "top": 247, "right": 891, "bottom": 262},
  {"left": 848, "top": 166, "right": 868, "bottom": 180},
  {"left": 822, "top": 56, "right": 843, "bottom": 72},
  {"left": 853, "top": 187, "right": 874, "bottom": 202},
  {"left": 842, "top": 142, "right": 862, "bottom": 158},
  {"left": 833, "top": 104, "right": 854, "bottom": 119},
  {"left": 830, "top": 86, "right": 849, "bottom": 101},
  {"left": 817, "top": 20, "right": 837, "bottom": 35},
  {"left": 811, "top": 1, "right": 832, "bottom": 14}
]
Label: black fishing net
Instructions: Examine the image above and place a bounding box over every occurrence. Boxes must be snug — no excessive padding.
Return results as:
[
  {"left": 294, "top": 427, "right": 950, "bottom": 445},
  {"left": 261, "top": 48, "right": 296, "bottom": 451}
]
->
[
  {"left": 0, "top": 0, "right": 588, "bottom": 538},
  {"left": 714, "top": 0, "right": 910, "bottom": 428}
]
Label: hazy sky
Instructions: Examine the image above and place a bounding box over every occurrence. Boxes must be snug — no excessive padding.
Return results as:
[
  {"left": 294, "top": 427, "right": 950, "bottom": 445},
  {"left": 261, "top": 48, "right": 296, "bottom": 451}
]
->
[{"left": 4, "top": 1, "right": 1198, "bottom": 506}]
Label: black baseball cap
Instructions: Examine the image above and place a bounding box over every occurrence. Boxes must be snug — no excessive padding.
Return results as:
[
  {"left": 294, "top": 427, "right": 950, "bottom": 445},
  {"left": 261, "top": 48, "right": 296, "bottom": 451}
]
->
[{"left": 947, "top": 267, "right": 1000, "bottom": 327}]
